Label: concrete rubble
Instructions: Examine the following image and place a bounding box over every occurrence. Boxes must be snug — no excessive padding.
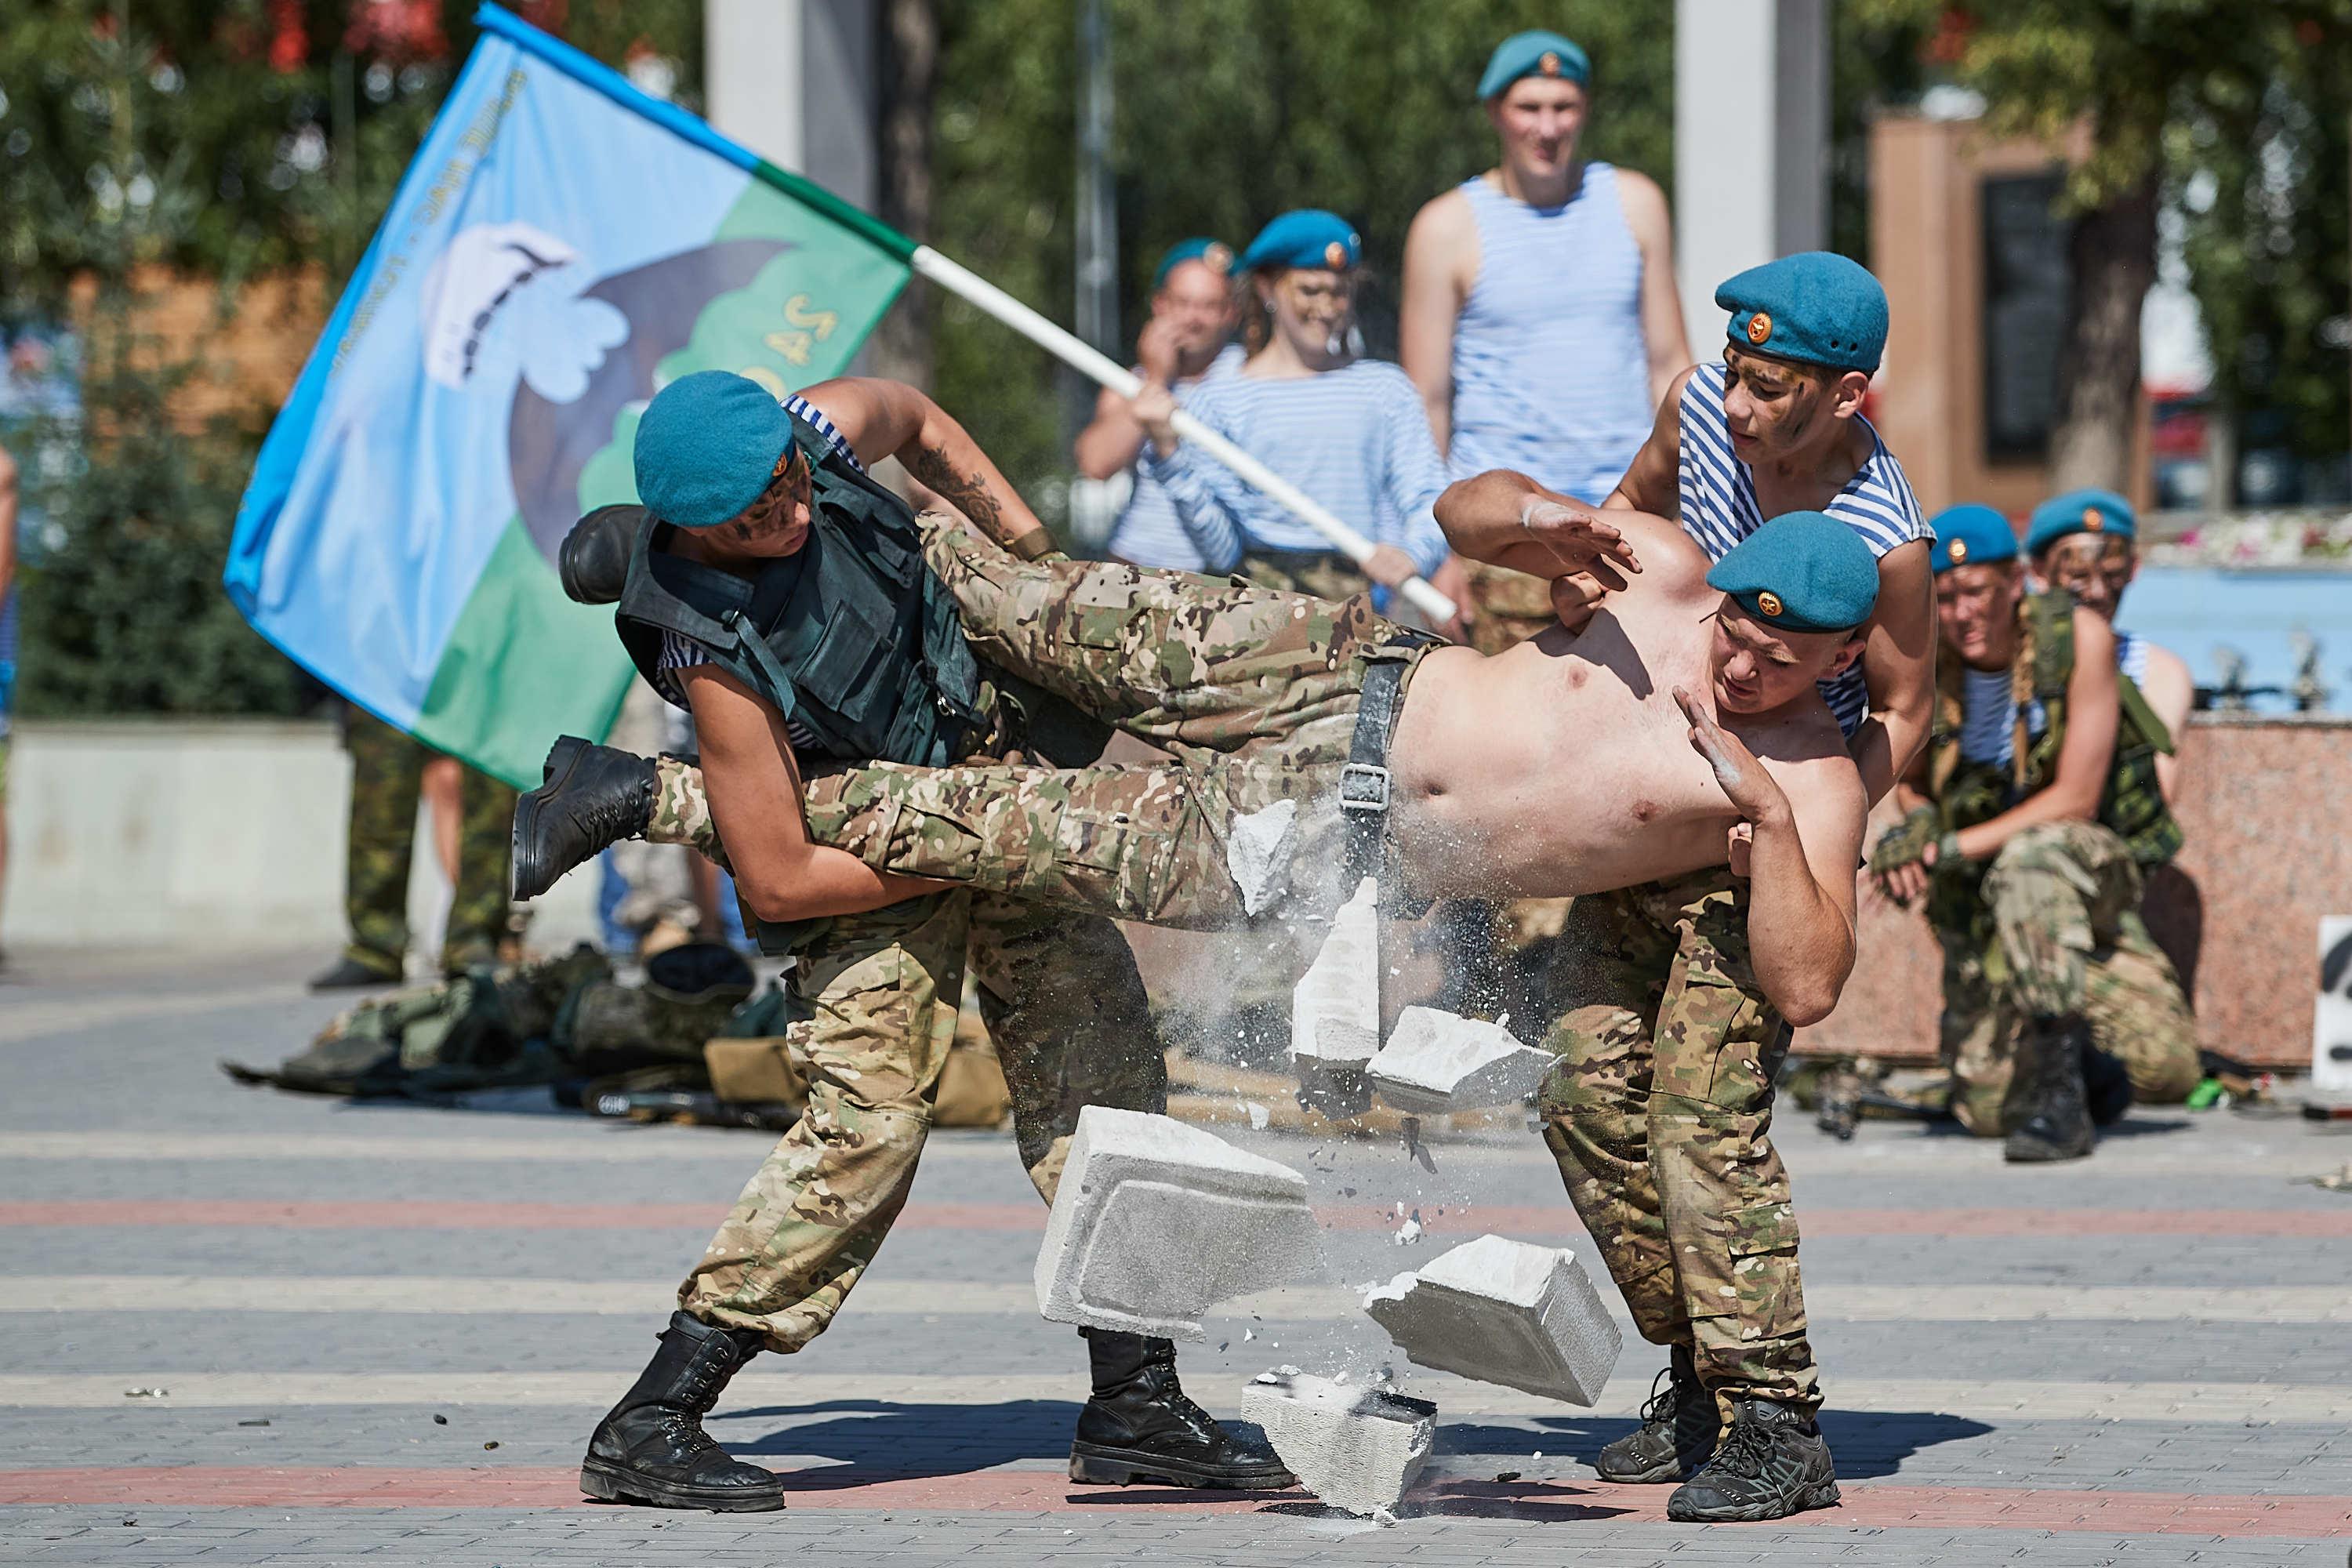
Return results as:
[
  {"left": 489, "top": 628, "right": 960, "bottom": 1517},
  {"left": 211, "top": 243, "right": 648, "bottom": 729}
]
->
[
  {"left": 1225, "top": 798, "right": 1299, "bottom": 916},
  {"left": 1361, "top": 1233, "right": 1621, "bottom": 1405},
  {"left": 1034, "top": 1106, "right": 1325, "bottom": 1341},
  {"left": 1291, "top": 877, "right": 1381, "bottom": 1117},
  {"left": 1366, "top": 1007, "right": 1555, "bottom": 1113},
  {"left": 1240, "top": 1371, "right": 1436, "bottom": 1517}
]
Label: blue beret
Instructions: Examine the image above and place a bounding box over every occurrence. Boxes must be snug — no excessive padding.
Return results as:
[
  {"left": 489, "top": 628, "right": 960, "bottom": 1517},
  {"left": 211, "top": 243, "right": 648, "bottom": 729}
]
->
[
  {"left": 2024, "top": 488, "right": 2136, "bottom": 557},
  {"left": 1477, "top": 31, "right": 1590, "bottom": 99},
  {"left": 1705, "top": 512, "right": 1881, "bottom": 633},
  {"left": 1715, "top": 252, "right": 1888, "bottom": 373},
  {"left": 1152, "top": 237, "right": 1234, "bottom": 291},
  {"left": 1236, "top": 210, "right": 1361, "bottom": 274},
  {"left": 635, "top": 371, "right": 795, "bottom": 529},
  {"left": 1928, "top": 504, "right": 2020, "bottom": 574}
]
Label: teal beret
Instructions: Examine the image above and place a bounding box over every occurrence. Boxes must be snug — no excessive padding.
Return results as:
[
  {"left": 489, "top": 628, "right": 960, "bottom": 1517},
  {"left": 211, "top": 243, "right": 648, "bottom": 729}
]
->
[
  {"left": 1715, "top": 252, "right": 1888, "bottom": 373},
  {"left": 635, "top": 371, "right": 794, "bottom": 528},
  {"left": 1706, "top": 512, "right": 1881, "bottom": 633},
  {"left": 1152, "top": 237, "right": 1234, "bottom": 291},
  {"left": 1236, "top": 210, "right": 1361, "bottom": 274},
  {"left": 2024, "top": 488, "right": 2136, "bottom": 556},
  {"left": 1477, "top": 31, "right": 1590, "bottom": 99},
  {"left": 1929, "top": 504, "right": 2020, "bottom": 574}
]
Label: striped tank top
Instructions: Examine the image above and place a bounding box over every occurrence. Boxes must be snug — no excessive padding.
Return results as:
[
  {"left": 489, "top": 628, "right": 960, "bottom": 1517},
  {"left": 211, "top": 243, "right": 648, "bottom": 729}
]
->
[
  {"left": 1956, "top": 664, "right": 2044, "bottom": 768},
  {"left": 1674, "top": 361, "right": 1928, "bottom": 734},
  {"left": 2114, "top": 630, "right": 2150, "bottom": 686},
  {"left": 1447, "top": 165, "right": 1653, "bottom": 502},
  {"left": 1103, "top": 343, "right": 1244, "bottom": 571}
]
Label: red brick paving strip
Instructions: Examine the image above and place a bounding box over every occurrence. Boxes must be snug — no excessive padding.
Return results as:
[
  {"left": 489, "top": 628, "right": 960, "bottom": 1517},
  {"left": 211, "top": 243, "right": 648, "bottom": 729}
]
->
[
  {"left": 2, "top": 1200, "right": 2348, "bottom": 1239},
  {"left": 0, "top": 1467, "right": 2346, "bottom": 1535}
]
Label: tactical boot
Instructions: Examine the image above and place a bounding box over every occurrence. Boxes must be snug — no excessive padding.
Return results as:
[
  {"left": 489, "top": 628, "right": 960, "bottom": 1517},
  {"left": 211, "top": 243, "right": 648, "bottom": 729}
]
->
[
  {"left": 1664, "top": 1396, "right": 1840, "bottom": 1523},
  {"left": 1068, "top": 1329, "right": 1295, "bottom": 1490},
  {"left": 309, "top": 953, "right": 401, "bottom": 991},
  {"left": 511, "top": 737, "right": 657, "bottom": 902},
  {"left": 580, "top": 1311, "right": 785, "bottom": 1512},
  {"left": 2082, "top": 1039, "right": 2133, "bottom": 1128},
  {"left": 2005, "top": 1014, "right": 2096, "bottom": 1163},
  {"left": 1594, "top": 1344, "right": 1719, "bottom": 1483}
]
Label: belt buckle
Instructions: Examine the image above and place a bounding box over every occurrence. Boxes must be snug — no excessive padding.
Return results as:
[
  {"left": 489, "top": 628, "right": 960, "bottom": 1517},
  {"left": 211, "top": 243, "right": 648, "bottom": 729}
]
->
[{"left": 1339, "top": 761, "right": 1391, "bottom": 814}]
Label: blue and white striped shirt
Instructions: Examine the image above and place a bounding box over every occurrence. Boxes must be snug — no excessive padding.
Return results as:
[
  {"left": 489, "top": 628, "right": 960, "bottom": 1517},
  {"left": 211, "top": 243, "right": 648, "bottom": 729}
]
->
[
  {"left": 1447, "top": 166, "right": 1653, "bottom": 500},
  {"left": 1675, "top": 361, "right": 1928, "bottom": 734},
  {"left": 1141, "top": 359, "right": 1452, "bottom": 577},
  {"left": 1956, "top": 664, "right": 2044, "bottom": 768},
  {"left": 652, "top": 390, "right": 857, "bottom": 746},
  {"left": 2114, "top": 630, "right": 2150, "bottom": 687},
  {"left": 1103, "top": 343, "right": 1244, "bottom": 571}
]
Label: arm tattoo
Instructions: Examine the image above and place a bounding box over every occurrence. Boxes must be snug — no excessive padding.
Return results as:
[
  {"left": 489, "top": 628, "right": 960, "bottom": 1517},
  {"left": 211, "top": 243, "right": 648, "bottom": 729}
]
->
[{"left": 909, "top": 441, "right": 1008, "bottom": 539}]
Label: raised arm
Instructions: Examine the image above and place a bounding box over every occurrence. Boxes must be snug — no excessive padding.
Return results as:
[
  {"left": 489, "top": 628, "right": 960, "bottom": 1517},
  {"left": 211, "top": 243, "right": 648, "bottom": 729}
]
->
[
  {"left": 1433, "top": 467, "right": 1641, "bottom": 586},
  {"left": 1072, "top": 383, "right": 1148, "bottom": 481},
  {"left": 1602, "top": 364, "right": 1694, "bottom": 515},
  {"left": 1399, "top": 191, "right": 1475, "bottom": 455},
  {"left": 1843, "top": 538, "right": 1936, "bottom": 805},
  {"left": 797, "top": 376, "right": 1051, "bottom": 554},
  {"left": 1614, "top": 172, "right": 1692, "bottom": 407},
  {"left": 1947, "top": 607, "right": 2119, "bottom": 864},
  {"left": 1128, "top": 382, "right": 1250, "bottom": 572},
  {"left": 683, "top": 663, "right": 948, "bottom": 925},
  {"left": 1679, "top": 689, "right": 1865, "bottom": 1027}
]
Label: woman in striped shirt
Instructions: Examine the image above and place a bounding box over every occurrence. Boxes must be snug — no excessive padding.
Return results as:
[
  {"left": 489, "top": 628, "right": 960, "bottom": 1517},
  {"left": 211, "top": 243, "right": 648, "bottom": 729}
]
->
[{"left": 1126, "top": 209, "right": 1452, "bottom": 608}]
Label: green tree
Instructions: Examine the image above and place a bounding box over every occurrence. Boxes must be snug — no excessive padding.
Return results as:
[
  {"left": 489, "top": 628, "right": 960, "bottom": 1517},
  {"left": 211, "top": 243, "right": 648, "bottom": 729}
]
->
[
  {"left": 0, "top": 1, "right": 700, "bottom": 717},
  {"left": 930, "top": 0, "right": 1675, "bottom": 500},
  {"left": 1849, "top": 0, "right": 2352, "bottom": 491}
]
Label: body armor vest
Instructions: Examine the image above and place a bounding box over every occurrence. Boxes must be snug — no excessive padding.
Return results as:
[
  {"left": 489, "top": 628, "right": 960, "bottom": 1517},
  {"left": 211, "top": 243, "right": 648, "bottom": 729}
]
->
[{"left": 609, "top": 411, "right": 983, "bottom": 768}]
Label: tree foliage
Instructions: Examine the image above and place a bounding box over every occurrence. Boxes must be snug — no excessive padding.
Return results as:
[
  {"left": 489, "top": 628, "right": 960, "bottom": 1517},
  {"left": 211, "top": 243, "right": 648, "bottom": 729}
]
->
[
  {"left": 929, "top": 0, "right": 1675, "bottom": 496},
  {"left": 0, "top": 1, "right": 699, "bottom": 716}
]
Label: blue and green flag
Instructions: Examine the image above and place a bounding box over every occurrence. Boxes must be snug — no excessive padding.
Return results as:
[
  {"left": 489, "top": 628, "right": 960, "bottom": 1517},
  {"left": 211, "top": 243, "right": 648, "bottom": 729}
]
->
[{"left": 225, "top": 5, "right": 915, "bottom": 786}]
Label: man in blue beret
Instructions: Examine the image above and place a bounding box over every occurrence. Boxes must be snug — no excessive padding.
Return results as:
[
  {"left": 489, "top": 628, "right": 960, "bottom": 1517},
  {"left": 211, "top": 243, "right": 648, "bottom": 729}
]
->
[
  {"left": 1430, "top": 250, "right": 1930, "bottom": 1518},
  {"left": 611, "top": 505, "right": 1871, "bottom": 1527},
  {"left": 1076, "top": 238, "right": 1242, "bottom": 572},
  {"left": 2025, "top": 489, "right": 2194, "bottom": 793},
  {"left": 1869, "top": 499, "right": 2199, "bottom": 1163},
  {"left": 519, "top": 370, "right": 1294, "bottom": 1510}
]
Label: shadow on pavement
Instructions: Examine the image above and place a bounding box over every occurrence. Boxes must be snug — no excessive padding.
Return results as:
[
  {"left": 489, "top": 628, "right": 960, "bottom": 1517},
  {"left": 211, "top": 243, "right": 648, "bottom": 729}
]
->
[
  {"left": 724, "top": 1399, "right": 1084, "bottom": 1472},
  {"left": 1436, "top": 1407, "right": 1991, "bottom": 1482}
]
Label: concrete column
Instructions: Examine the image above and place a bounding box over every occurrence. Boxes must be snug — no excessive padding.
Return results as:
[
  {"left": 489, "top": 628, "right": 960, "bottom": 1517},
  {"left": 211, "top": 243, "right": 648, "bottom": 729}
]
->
[
  {"left": 705, "top": 0, "right": 877, "bottom": 206},
  {"left": 1672, "top": 0, "right": 1830, "bottom": 355}
]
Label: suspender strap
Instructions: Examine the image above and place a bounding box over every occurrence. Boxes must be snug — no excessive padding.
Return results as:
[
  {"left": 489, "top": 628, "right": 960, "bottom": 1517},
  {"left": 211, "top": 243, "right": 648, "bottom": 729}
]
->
[{"left": 1339, "top": 632, "right": 1437, "bottom": 900}]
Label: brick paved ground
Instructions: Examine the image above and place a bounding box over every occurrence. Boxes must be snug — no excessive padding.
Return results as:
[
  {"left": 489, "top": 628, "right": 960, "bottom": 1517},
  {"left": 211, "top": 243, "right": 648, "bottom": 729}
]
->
[{"left": 4, "top": 947, "right": 2351, "bottom": 1565}]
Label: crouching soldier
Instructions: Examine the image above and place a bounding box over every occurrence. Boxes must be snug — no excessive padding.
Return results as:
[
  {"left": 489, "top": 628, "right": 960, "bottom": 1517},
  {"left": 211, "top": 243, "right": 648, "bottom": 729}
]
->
[{"left": 1869, "top": 503, "right": 2201, "bottom": 1162}]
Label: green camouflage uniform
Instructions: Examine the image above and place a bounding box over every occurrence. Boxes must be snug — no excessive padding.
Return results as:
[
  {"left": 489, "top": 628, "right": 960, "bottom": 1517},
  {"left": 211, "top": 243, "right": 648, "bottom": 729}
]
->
[
  {"left": 1234, "top": 547, "right": 1371, "bottom": 605},
  {"left": 342, "top": 708, "right": 517, "bottom": 978},
  {"left": 1934, "top": 822, "right": 2202, "bottom": 1134},
  {"left": 1919, "top": 591, "right": 2199, "bottom": 1136},
  {"left": 648, "top": 524, "right": 1432, "bottom": 935},
  {"left": 1534, "top": 867, "right": 1818, "bottom": 1414}
]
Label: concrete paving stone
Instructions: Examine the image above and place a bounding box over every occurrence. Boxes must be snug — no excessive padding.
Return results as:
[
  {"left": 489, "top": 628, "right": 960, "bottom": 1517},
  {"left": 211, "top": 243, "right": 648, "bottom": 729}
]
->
[{"left": 1363, "top": 1235, "right": 1620, "bottom": 1403}]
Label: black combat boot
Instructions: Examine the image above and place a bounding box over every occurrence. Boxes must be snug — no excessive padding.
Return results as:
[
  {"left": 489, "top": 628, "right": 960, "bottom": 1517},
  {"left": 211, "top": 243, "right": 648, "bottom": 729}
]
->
[
  {"left": 511, "top": 737, "right": 658, "bottom": 902},
  {"left": 2005, "top": 1014, "right": 2096, "bottom": 1163},
  {"left": 1068, "top": 1330, "right": 1295, "bottom": 1490},
  {"left": 308, "top": 953, "right": 402, "bottom": 991},
  {"left": 1594, "top": 1343, "right": 1719, "bottom": 1483},
  {"left": 1664, "top": 1396, "right": 1840, "bottom": 1523},
  {"left": 580, "top": 1312, "right": 785, "bottom": 1512},
  {"left": 2082, "top": 1038, "right": 2133, "bottom": 1127}
]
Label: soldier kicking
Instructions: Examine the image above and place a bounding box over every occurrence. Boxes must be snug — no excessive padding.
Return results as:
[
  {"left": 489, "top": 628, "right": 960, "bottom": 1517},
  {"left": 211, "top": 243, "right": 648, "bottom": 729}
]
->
[
  {"left": 537, "top": 371, "right": 1289, "bottom": 1513},
  {"left": 521, "top": 502, "right": 1878, "bottom": 1523}
]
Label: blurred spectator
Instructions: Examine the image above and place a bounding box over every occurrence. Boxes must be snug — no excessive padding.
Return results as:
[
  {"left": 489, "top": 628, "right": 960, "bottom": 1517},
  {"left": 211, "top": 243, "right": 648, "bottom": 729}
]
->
[
  {"left": 1074, "top": 238, "right": 1243, "bottom": 571},
  {"left": 1125, "top": 210, "right": 1450, "bottom": 610},
  {"left": 310, "top": 710, "right": 522, "bottom": 989}
]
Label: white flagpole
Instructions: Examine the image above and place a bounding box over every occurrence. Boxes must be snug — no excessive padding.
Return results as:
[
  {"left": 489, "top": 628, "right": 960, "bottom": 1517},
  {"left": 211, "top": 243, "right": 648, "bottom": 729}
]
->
[{"left": 909, "top": 245, "right": 1459, "bottom": 625}]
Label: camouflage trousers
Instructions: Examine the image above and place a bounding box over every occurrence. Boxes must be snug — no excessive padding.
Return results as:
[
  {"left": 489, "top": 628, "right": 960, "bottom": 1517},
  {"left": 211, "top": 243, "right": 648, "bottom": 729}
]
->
[
  {"left": 343, "top": 709, "right": 517, "bottom": 976},
  {"left": 1534, "top": 867, "right": 1818, "bottom": 1414},
  {"left": 1935, "top": 821, "right": 2202, "bottom": 1136},
  {"left": 1235, "top": 547, "right": 1372, "bottom": 605},
  {"left": 651, "top": 525, "right": 1427, "bottom": 932},
  {"left": 677, "top": 886, "right": 1168, "bottom": 1351}
]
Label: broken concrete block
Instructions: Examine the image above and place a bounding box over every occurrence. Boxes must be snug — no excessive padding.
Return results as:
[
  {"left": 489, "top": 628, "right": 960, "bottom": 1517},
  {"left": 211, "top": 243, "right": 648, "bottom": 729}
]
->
[
  {"left": 1240, "top": 1372, "right": 1435, "bottom": 1516},
  {"left": 1367, "top": 1007, "right": 1555, "bottom": 1114},
  {"left": 1225, "top": 798, "right": 1299, "bottom": 917},
  {"left": 1362, "top": 1234, "right": 1621, "bottom": 1405},
  {"left": 1292, "top": 877, "right": 1381, "bottom": 1073},
  {"left": 1034, "top": 1107, "right": 1324, "bottom": 1341}
]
